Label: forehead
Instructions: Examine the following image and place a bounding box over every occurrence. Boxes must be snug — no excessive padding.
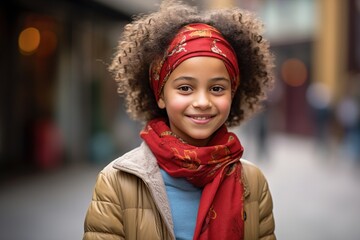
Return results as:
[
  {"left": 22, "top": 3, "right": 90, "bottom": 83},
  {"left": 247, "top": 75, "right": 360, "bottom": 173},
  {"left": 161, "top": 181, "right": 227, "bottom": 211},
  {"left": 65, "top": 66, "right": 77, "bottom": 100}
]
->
[{"left": 170, "top": 56, "right": 229, "bottom": 76}]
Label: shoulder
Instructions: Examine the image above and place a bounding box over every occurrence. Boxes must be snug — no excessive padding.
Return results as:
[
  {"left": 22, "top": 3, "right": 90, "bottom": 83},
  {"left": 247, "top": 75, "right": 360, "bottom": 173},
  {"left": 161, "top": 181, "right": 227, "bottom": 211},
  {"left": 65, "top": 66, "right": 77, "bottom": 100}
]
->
[
  {"left": 241, "top": 158, "right": 267, "bottom": 181},
  {"left": 240, "top": 159, "right": 270, "bottom": 200},
  {"left": 100, "top": 143, "right": 148, "bottom": 176},
  {"left": 98, "top": 142, "right": 157, "bottom": 190},
  {"left": 95, "top": 145, "right": 145, "bottom": 189}
]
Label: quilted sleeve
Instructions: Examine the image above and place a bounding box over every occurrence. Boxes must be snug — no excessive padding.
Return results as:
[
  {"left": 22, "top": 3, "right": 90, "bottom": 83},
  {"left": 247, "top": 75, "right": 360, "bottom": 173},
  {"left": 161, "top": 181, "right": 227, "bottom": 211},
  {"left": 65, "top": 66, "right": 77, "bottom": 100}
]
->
[
  {"left": 259, "top": 177, "right": 276, "bottom": 240},
  {"left": 83, "top": 169, "right": 124, "bottom": 240}
]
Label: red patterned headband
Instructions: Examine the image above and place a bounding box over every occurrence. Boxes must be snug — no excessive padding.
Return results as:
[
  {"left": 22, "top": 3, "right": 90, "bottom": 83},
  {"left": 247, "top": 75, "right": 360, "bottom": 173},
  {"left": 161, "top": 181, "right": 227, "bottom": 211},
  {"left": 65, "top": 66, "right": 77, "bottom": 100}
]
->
[{"left": 149, "top": 23, "right": 240, "bottom": 102}]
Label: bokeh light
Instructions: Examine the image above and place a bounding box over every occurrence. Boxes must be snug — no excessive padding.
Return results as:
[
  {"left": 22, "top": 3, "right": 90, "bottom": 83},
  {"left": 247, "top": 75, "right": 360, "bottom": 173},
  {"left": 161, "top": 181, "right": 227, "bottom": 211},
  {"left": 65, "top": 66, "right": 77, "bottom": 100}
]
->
[
  {"left": 18, "top": 27, "right": 40, "bottom": 55},
  {"left": 281, "top": 58, "right": 308, "bottom": 87}
]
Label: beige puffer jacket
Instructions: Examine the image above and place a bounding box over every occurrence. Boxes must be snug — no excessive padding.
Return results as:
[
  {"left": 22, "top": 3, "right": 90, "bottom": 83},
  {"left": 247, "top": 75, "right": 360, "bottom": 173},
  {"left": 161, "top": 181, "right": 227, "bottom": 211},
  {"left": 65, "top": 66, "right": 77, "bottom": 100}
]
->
[{"left": 83, "top": 142, "right": 276, "bottom": 240}]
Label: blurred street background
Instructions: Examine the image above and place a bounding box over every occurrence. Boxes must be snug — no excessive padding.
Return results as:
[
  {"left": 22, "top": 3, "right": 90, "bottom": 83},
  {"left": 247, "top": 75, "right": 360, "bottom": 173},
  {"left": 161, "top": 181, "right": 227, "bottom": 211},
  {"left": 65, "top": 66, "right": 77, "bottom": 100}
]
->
[{"left": 0, "top": 0, "right": 360, "bottom": 239}]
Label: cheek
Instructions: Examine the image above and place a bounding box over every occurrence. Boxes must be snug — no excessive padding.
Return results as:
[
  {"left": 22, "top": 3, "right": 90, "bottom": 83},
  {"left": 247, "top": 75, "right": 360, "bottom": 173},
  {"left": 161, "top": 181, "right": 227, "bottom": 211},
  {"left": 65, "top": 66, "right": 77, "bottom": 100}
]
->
[
  {"left": 216, "top": 97, "right": 232, "bottom": 113},
  {"left": 164, "top": 94, "right": 189, "bottom": 112},
  {"left": 166, "top": 99, "right": 188, "bottom": 112}
]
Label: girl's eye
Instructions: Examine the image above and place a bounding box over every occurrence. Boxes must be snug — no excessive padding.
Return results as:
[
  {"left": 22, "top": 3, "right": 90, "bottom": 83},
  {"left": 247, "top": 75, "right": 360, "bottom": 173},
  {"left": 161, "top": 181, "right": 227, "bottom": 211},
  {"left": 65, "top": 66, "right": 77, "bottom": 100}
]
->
[
  {"left": 211, "top": 86, "right": 225, "bottom": 92},
  {"left": 178, "top": 86, "right": 192, "bottom": 92}
]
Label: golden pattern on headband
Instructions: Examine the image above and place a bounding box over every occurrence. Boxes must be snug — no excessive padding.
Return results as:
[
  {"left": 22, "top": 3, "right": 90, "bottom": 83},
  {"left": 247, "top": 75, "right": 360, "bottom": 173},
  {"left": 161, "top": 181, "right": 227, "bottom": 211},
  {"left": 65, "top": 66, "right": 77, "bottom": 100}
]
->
[
  {"left": 184, "top": 24, "right": 221, "bottom": 34},
  {"left": 211, "top": 39, "right": 226, "bottom": 57},
  {"left": 168, "top": 35, "right": 187, "bottom": 57},
  {"left": 188, "top": 29, "right": 213, "bottom": 38},
  {"left": 150, "top": 59, "right": 162, "bottom": 81}
]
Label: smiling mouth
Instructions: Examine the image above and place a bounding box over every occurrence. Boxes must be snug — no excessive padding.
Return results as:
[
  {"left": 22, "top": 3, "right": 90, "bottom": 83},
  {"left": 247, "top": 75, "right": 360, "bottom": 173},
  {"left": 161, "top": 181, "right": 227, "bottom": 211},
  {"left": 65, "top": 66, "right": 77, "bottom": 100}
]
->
[{"left": 187, "top": 115, "right": 215, "bottom": 122}]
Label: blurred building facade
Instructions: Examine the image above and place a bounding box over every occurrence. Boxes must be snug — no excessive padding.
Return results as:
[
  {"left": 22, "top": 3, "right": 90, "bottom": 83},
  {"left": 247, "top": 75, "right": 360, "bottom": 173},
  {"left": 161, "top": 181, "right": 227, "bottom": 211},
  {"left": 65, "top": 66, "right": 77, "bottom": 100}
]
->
[
  {"left": 0, "top": 0, "right": 134, "bottom": 176},
  {"left": 0, "top": 0, "right": 359, "bottom": 177}
]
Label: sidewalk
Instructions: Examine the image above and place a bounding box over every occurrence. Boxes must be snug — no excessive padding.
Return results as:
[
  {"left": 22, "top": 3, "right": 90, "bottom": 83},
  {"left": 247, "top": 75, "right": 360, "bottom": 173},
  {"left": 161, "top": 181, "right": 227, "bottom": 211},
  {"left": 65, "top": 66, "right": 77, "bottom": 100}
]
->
[
  {"left": 247, "top": 134, "right": 360, "bottom": 240},
  {"left": 0, "top": 164, "right": 102, "bottom": 240},
  {"left": 0, "top": 134, "right": 359, "bottom": 240}
]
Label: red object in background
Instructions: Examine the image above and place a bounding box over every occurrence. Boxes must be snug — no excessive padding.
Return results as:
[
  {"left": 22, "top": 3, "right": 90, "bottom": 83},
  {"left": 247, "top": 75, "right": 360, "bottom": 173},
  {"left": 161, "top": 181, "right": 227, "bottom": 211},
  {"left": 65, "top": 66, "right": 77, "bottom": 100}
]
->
[{"left": 34, "top": 119, "right": 63, "bottom": 170}]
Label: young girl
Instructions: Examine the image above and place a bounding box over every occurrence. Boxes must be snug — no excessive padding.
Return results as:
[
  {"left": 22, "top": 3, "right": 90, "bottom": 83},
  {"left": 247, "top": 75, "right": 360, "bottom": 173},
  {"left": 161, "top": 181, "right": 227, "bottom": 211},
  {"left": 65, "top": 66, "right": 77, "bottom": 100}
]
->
[{"left": 83, "top": 1, "right": 276, "bottom": 239}]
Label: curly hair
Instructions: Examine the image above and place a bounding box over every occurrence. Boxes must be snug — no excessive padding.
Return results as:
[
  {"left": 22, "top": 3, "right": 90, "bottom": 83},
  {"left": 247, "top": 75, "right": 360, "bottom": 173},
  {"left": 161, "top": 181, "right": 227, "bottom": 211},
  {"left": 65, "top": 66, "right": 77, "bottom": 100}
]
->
[{"left": 109, "top": 0, "right": 275, "bottom": 127}]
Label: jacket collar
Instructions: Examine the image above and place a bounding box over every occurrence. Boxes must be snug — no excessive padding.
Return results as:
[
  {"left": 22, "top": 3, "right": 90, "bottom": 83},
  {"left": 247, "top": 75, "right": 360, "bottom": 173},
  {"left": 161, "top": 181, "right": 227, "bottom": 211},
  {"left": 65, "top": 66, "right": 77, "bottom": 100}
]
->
[{"left": 113, "top": 142, "right": 175, "bottom": 239}]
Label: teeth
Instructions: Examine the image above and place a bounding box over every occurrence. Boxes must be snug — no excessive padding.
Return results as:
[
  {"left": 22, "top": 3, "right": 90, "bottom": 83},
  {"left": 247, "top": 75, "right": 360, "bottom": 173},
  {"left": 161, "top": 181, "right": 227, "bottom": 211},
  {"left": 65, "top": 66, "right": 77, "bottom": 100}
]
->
[{"left": 192, "top": 116, "right": 210, "bottom": 120}]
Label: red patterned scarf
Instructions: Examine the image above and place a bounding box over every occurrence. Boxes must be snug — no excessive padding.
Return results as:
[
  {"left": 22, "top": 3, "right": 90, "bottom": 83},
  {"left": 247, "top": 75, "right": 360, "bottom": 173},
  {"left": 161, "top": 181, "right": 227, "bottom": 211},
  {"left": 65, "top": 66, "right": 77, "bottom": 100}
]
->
[{"left": 140, "top": 118, "right": 245, "bottom": 240}]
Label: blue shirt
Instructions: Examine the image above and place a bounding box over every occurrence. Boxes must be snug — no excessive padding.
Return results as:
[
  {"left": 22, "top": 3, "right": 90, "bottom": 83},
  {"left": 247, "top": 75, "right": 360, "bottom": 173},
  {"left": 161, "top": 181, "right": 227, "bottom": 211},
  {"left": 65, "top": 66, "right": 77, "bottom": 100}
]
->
[{"left": 160, "top": 169, "right": 202, "bottom": 240}]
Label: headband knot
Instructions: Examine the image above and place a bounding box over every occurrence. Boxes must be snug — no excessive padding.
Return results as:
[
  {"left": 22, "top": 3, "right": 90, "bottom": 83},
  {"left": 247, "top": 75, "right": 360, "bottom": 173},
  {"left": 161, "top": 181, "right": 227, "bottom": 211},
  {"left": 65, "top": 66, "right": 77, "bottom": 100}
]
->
[{"left": 150, "top": 23, "right": 240, "bottom": 101}]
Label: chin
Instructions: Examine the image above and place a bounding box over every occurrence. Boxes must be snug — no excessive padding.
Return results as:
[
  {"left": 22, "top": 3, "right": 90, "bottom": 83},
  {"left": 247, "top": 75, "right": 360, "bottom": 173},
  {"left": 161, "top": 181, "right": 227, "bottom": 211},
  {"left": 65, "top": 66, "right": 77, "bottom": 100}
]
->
[{"left": 189, "top": 134, "right": 212, "bottom": 142}]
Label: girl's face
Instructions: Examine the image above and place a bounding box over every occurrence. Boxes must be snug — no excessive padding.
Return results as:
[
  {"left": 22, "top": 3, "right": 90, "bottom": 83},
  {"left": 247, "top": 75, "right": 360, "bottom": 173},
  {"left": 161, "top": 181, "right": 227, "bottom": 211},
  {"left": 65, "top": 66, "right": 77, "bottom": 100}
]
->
[{"left": 157, "top": 56, "right": 232, "bottom": 147}]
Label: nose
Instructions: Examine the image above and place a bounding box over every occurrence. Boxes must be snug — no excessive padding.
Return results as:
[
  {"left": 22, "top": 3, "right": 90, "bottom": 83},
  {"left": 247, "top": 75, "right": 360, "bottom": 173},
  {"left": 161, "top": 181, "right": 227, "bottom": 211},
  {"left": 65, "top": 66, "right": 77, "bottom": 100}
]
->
[{"left": 192, "top": 91, "right": 212, "bottom": 109}]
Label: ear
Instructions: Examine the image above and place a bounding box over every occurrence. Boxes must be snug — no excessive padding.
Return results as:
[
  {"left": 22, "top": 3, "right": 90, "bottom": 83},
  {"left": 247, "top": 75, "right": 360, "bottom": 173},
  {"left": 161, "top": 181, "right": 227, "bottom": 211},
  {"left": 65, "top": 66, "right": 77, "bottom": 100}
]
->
[{"left": 157, "top": 97, "right": 166, "bottom": 109}]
